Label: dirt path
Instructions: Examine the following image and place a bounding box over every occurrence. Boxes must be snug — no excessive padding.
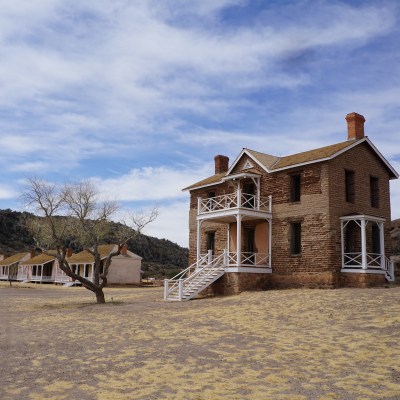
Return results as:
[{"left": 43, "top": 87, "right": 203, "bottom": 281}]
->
[{"left": 1, "top": 283, "right": 400, "bottom": 399}]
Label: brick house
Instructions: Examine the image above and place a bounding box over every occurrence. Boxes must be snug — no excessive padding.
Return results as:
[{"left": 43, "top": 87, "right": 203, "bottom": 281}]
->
[{"left": 164, "top": 112, "right": 398, "bottom": 301}]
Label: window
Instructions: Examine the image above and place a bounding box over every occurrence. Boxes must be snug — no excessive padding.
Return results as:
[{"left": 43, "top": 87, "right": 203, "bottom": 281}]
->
[
  {"left": 345, "top": 170, "right": 355, "bottom": 203},
  {"left": 206, "top": 232, "right": 215, "bottom": 254},
  {"left": 290, "top": 174, "right": 301, "bottom": 202},
  {"left": 290, "top": 223, "right": 301, "bottom": 255},
  {"left": 371, "top": 224, "right": 381, "bottom": 254},
  {"left": 370, "top": 176, "right": 379, "bottom": 208}
]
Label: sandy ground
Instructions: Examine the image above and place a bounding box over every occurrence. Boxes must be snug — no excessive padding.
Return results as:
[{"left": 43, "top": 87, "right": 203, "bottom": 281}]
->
[{"left": 1, "top": 283, "right": 400, "bottom": 400}]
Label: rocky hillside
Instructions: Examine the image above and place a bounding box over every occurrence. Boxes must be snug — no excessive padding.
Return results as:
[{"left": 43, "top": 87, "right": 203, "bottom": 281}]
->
[
  {"left": 0, "top": 209, "right": 188, "bottom": 278},
  {"left": 391, "top": 219, "right": 400, "bottom": 257}
]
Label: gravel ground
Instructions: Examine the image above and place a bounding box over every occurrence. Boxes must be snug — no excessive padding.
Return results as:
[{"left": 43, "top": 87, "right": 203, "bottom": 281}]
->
[{"left": 1, "top": 282, "right": 400, "bottom": 400}]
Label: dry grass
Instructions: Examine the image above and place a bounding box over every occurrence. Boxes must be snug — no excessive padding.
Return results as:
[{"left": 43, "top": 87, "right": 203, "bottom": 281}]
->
[{"left": 1, "top": 282, "right": 400, "bottom": 399}]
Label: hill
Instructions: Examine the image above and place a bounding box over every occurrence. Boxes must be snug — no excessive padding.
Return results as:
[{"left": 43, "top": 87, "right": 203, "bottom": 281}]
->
[{"left": 0, "top": 209, "right": 188, "bottom": 278}]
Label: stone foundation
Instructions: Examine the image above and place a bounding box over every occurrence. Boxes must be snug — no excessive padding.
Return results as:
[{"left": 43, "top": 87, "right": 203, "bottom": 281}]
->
[
  {"left": 267, "top": 272, "right": 340, "bottom": 289},
  {"left": 207, "top": 272, "right": 271, "bottom": 296},
  {"left": 339, "top": 272, "right": 386, "bottom": 288}
]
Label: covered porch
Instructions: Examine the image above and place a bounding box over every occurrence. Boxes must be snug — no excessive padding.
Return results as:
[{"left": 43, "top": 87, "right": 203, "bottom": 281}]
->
[{"left": 340, "top": 214, "right": 394, "bottom": 281}]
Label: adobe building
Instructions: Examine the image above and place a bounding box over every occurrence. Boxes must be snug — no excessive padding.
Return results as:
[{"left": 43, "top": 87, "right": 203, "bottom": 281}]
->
[{"left": 164, "top": 112, "right": 398, "bottom": 301}]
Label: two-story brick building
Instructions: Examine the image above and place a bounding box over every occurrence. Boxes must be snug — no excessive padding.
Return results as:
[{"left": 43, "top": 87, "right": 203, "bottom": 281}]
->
[{"left": 164, "top": 112, "right": 398, "bottom": 301}]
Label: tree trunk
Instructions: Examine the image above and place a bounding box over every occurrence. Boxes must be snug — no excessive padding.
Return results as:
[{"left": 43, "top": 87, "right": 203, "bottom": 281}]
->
[{"left": 95, "top": 289, "right": 106, "bottom": 304}]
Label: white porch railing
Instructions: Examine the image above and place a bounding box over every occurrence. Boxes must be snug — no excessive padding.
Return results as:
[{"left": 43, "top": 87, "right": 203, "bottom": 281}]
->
[
  {"left": 199, "top": 192, "right": 271, "bottom": 214},
  {"left": 343, "top": 252, "right": 382, "bottom": 269},
  {"left": 226, "top": 252, "right": 269, "bottom": 267},
  {"left": 30, "top": 275, "right": 53, "bottom": 282},
  {"left": 17, "top": 274, "right": 28, "bottom": 281},
  {"left": 343, "top": 252, "right": 395, "bottom": 281}
]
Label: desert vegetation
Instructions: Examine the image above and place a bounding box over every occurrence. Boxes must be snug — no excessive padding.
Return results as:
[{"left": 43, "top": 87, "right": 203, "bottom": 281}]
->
[{"left": 1, "top": 283, "right": 400, "bottom": 399}]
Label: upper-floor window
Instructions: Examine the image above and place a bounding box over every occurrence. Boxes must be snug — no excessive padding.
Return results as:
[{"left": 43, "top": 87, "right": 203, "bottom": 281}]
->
[
  {"left": 345, "top": 170, "right": 355, "bottom": 203},
  {"left": 290, "top": 174, "right": 301, "bottom": 202},
  {"left": 290, "top": 222, "right": 302, "bottom": 255},
  {"left": 370, "top": 176, "right": 379, "bottom": 208}
]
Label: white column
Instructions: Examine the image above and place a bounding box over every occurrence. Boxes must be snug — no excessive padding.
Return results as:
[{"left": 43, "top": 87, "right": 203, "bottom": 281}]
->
[
  {"left": 361, "top": 219, "right": 367, "bottom": 270},
  {"left": 196, "top": 220, "right": 202, "bottom": 263},
  {"left": 227, "top": 223, "right": 230, "bottom": 257},
  {"left": 40, "top": 264, "right": 43, "bottom": 283},
  {"left": 269, "top": 195, "right": 272, "bottom": 213},
  {"left": 223, "top": 249, "right": 228, "bottom": 266},
  {"left": 91, "top": 264, "right": 94, "bottom": 282},
  {"left": 379, "top": 221, "right": 385, "bottom": 270},
  {"left": 178, "top": 279, "right": 183, "bottom": 301},
  {"left": 268, "top": 219, "right": 272, "bottom": 269},
  {"left": 237, "top": 187, "right": 242, "bottom": 208},
  {"left": 197, "top": 196, "right": 202, "bottom": 215},
  {"left": 257, "top": 177, "right": 261, "bottom": 210},
  {"left": 164, "top": 279, "right": 168, "bottom": 301},
  {"left": 340, "top": 221, "right": 345, "bottom": 269},
  {"left": 237, "top": 215, "right": 242, "bottom": 267}
]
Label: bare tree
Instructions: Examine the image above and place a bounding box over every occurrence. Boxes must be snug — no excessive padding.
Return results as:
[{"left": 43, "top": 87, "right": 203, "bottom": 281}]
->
[{"left": 21, "top": 177, "right": 158, "bottom": 304}]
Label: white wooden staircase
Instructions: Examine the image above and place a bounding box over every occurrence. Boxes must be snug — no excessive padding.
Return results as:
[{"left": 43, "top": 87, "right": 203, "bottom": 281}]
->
[
  {"left": 384, "top": 257, "right": 395, "bottom": 282},
  {"left": 164, "top": 251, "right": 226, "bottom": 301}
]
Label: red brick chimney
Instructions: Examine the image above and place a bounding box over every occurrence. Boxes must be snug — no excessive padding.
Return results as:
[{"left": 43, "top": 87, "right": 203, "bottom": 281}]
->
[
  {"left": 346, "top": 112, "right": 365, "bottom": 141},
  {"left": 214, "top": 155, "right": 229, "bottom": 174},
  {"left": 66, "top": 248, "right": 73, "bottom": 258},
  {"left": 121, "top": 244, "right": 128, "bottom": 255}
]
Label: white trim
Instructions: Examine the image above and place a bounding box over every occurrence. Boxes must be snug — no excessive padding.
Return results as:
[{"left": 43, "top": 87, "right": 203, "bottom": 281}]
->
[
  {"left": 244, "top": 160, "right": 254, "bottom": 169},
  {"left": 225, "top": 267, "right": 272, "bottom": 273},
  {"left": 341, "top": 269, "right": 386, "bottom": 275},
  {"left": 365, "top": 138, "right": 399, "bottom": 179},
  {"left": 221, "top": 172, "right": 261, "bottom": 181},
  {"left": 226, "top": 149, "right": 271, "bottom": 175},
  {"left": 339, "top": 214, "right": 386, "bottom": 223}
]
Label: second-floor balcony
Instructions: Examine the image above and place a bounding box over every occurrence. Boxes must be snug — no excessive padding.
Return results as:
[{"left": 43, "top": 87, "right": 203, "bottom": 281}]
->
[{"left": 197, "top": 190, "right": 272, "bottom": 221}]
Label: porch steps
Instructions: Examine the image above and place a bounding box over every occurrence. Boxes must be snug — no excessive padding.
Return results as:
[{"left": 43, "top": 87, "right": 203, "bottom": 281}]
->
[{"left": 164, "top": 252, "right": 226, "bottom": 301}]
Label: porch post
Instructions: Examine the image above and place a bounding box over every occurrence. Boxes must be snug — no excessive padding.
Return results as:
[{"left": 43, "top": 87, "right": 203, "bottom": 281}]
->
[
  {"left": 237, "top": 187, "right": 242, "bottom": 208},
  {"left": 340, "top": 220, "right": 345, "bottom": 269},
  {"left": 40, "top": 264, "right": 43, "bottom": 283},
  {"left": 379, "top": 221, "right": 385, "bottom": 270},
  {"left": 226, "top": 223, "right": 230, "bottom": 262},
  {"left": 257, "top": 177, "right": 261, "bottom": 210},
  {"left": 91, "top": 264, "right": 94, "bottom": 282},
  {"left": 268, "top": 218, "right": 272, "bottom": 269},
  {"left": 196, "top": 220, "right": 203, "bottom": 263},
  {"left": 236, "top": 215, "right": 242, "bottom": 267},
  {"left": 361, "top": 219, "right": 367, "bottom": 270}
]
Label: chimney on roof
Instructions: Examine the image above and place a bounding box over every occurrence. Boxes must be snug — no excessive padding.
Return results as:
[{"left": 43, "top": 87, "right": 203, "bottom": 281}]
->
[
  {"left": 0, "top": 254, "right": 4, "bottom": 261},
  {"left": 30, "top": 250, "right": 36, "bottom": 259},
  {"left": 121, "top": 244, "right": 128, "bottom": 255},
  {"left": 346, "top": 112, "right": 365, "bottom": 141},
  {"left": 66, "top": 247, "right": 73, "bottom": 258},
  {"left": 214, "top": 155, "right": 229, "bottom": 174}
]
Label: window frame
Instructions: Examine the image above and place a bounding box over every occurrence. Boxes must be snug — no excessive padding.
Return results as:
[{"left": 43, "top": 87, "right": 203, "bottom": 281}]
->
[
  {"left": 290, "top": 173, "right": 301, "bottom": 202},
  {"left": 345, "top": 169, "right": 355, "bottom": 203},
  {"left": 370, "top": 176, "right": 379, "bottom": 208},
  {"left": 290, "top": 222, "right": 302, "bottom": 255}
]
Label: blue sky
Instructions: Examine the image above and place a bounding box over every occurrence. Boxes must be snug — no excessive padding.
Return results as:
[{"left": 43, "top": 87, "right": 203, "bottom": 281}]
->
[{"left": 1, "top": 0, "right": 400, "bottom": 247}]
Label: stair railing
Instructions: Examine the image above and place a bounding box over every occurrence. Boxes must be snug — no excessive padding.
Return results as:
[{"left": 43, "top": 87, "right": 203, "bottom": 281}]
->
[
  {"left": 384, "top": 257, "right": 395, "bottom": 282},
  {"left": 164, "top": 250, "right": 227, "bottom": 300}
]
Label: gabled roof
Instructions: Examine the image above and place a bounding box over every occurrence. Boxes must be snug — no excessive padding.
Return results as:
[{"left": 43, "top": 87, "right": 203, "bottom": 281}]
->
[
  {"left": 0, "top": 252, "right": 31, "bottom": 266},
  {"left": 21, "top": 251, "right": 57, "bottom": 266},
  {"left": 67, "top": 244, "right": 117, "bottom": 264},
  {"left": 182, "top": 172, "right": 226, "bottom": 191},
  {"left": 184, "top": 137, "right": 398, "bottom": 191}
]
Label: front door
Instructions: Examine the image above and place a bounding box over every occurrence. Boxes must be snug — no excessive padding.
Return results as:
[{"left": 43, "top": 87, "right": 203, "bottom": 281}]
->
[
  {"left": 206, "top": 232, "right": 215, "bottom": 255},
  {"left": 243, "top": 182, "right": 256, "bottom": 208},
  {"left": 244, "top": 227, "right": 255, "bottom": 264}
]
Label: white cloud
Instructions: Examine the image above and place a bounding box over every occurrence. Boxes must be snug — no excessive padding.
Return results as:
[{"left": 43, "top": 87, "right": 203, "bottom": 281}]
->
[
  {"left": 93, "top": 164, "right": 213, "bottom": 202},
  {"left": 0, "top": 184, "right": 18, "bottom": 200}
]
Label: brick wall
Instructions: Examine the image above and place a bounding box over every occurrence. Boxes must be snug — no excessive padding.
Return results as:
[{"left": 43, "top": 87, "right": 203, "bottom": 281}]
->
[{"left": 187, "top": 142, "right": 394, "bottom": 291}]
